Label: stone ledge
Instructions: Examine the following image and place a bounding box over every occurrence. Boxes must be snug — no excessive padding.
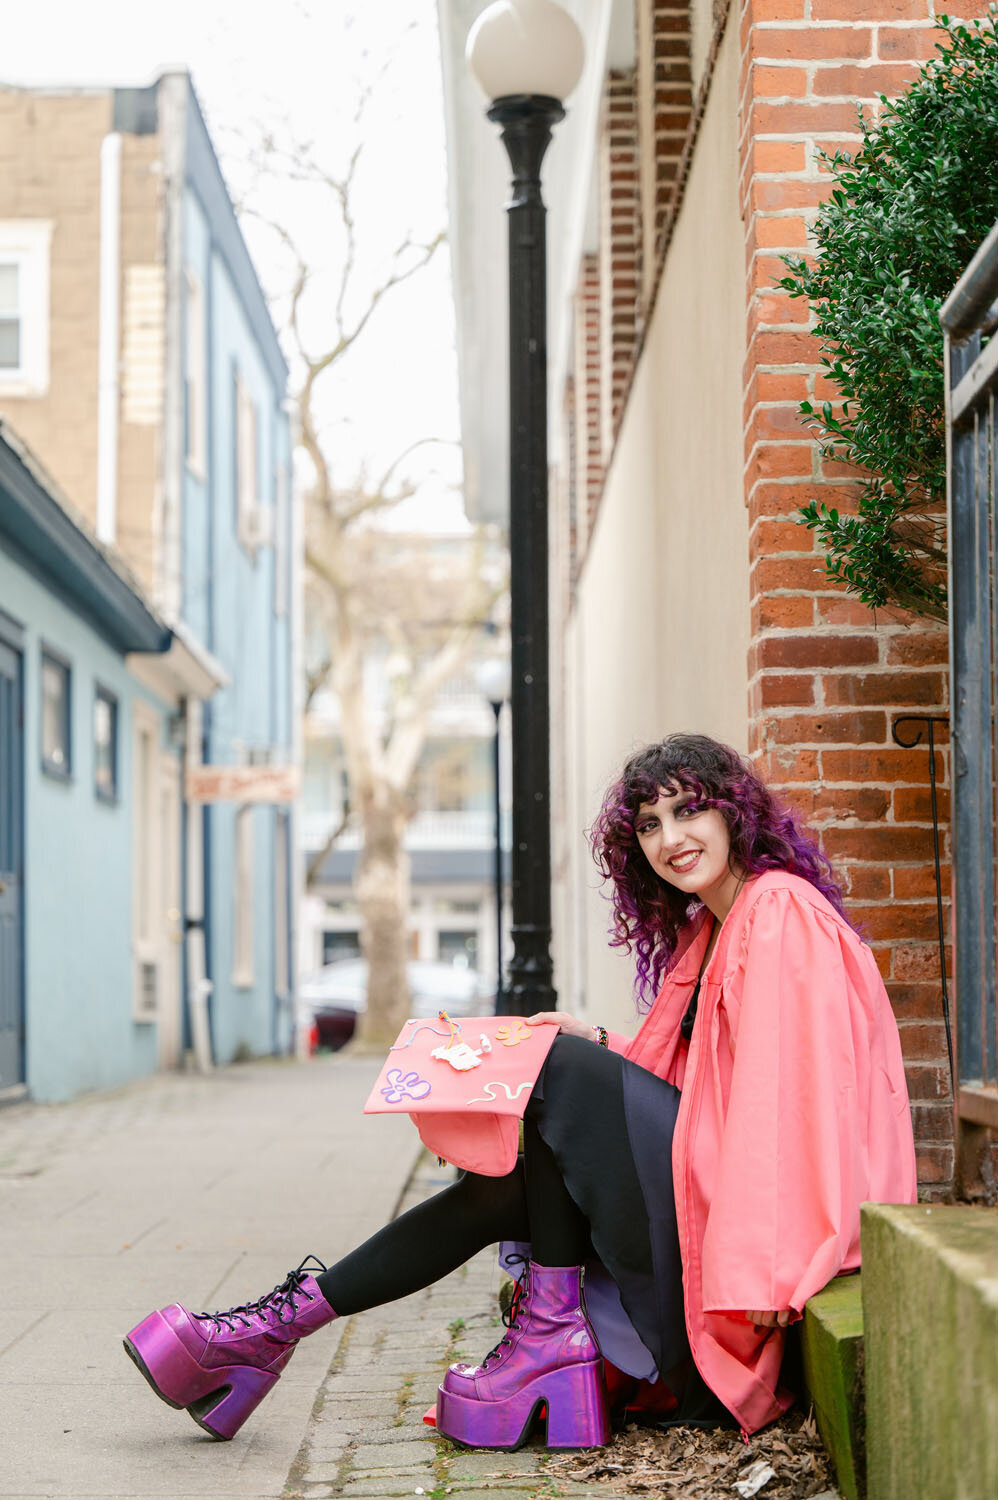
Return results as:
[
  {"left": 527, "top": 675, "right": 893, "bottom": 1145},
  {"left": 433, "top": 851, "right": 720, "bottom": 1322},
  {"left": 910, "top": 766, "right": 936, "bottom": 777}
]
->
[
  {"left": 801, "top": 1273, "right": 865, "bottom": 1500},
  {"left": 861, "top": 1202, "right": 998, "bottom": 1500}
]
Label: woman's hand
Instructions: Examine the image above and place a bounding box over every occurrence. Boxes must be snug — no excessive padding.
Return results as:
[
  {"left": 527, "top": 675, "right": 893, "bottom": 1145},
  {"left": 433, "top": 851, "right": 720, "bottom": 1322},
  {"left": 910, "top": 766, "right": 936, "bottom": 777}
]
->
[
  {"left": 525, "top": 1012, "right": 594, "bottom": 1041},
  {"left": 745, "top": 1309, "right": 792, "bottom": 1329}
]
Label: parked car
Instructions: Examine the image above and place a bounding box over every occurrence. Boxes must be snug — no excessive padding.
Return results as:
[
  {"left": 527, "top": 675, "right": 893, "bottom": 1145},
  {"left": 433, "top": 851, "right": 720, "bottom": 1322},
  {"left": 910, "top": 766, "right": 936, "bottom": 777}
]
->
[{"left": 299, "top": 958, "right": 494, "bottom": 1051}]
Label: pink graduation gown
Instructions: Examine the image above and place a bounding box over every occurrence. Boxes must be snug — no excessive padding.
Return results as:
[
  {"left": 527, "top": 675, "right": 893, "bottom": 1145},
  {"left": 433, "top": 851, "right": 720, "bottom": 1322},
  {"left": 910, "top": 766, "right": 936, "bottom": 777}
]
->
[{"left": 617, "top": 868, "right": 917, "bottom": 1434}]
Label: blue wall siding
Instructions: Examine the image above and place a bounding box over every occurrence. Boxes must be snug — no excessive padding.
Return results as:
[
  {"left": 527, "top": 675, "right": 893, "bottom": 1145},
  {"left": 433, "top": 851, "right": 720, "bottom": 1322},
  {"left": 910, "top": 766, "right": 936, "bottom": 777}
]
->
[
  {"left": 0, "top": 550, "right": 172, "bottom": 1101},
  {"left": 182, "top": 178, "right": 294, "bottom": 1065}
]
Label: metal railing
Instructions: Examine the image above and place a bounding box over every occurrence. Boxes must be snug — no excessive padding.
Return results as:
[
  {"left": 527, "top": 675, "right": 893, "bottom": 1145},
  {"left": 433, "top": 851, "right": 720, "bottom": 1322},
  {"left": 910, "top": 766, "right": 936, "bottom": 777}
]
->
[{"left": 940, "top": 223, "right": 998, "bottom": 1135}]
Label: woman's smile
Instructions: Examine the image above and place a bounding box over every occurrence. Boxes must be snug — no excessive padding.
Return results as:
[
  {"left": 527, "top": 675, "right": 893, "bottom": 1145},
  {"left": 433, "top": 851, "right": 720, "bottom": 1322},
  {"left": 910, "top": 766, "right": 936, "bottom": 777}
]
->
[{"left": 634, "top": 787, "right": 745, "bottom": 920}]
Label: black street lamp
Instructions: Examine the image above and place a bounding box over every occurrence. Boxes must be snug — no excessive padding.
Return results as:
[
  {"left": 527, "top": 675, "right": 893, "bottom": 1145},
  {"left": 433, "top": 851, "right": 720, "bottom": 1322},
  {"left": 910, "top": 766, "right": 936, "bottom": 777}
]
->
[
  {"left": 474, "top": 657, "right": 512, "bottom": 1014},
  {"left": 467, "top": 0, "right": 584, "bottom": 1017}
]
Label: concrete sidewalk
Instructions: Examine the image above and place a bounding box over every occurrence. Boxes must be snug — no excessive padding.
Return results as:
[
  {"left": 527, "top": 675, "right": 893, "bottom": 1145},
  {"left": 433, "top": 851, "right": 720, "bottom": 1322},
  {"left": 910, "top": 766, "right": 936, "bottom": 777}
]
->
[
  {"left": 0, "top": 1054, "right": 609, "bottom": 1500},
  {"left": 0, "top": 1054, "right": 417, "bottom": 1499}
]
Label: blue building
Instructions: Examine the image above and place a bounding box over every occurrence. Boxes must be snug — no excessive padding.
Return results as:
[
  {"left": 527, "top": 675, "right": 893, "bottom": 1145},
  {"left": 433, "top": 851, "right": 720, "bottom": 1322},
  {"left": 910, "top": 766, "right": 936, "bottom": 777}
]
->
[
  {"left": 0, "top": 73, "right": 298, "bottom": 1095},
  {"left": 0, "top": 425, "right": 178, "bottom": 1100}
]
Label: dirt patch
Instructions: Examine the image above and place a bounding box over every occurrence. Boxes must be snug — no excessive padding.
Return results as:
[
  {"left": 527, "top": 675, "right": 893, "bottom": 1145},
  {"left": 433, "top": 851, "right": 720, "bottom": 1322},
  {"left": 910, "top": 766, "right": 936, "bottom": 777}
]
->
[{"left": 545, "top": 1409, "right": 835, "bottom": 1498}]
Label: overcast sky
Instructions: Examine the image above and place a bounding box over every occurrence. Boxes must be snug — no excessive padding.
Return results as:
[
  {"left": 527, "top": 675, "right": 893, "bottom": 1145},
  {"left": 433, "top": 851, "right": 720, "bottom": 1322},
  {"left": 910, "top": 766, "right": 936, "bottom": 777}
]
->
[{"left": 2, "top": 0, "right": 466, "bottom": 528}]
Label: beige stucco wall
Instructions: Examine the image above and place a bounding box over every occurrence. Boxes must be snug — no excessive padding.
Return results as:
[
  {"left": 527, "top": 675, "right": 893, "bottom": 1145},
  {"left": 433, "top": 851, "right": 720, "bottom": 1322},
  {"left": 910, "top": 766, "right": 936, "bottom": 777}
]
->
[{"left": 553, "top": 20, "right": 748, "bottom": 1034}]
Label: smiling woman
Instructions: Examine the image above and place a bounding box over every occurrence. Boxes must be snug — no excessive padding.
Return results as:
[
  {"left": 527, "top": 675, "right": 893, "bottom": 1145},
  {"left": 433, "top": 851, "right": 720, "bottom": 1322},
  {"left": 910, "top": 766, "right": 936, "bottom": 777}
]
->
[{"left": 122, "top": 731, "right": 916, "bottom": 1452}]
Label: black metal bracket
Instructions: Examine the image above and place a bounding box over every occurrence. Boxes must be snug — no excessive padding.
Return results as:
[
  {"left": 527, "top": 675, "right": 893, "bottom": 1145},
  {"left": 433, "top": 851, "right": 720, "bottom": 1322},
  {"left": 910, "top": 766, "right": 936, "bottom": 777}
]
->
[{"left": 890, "top": 715, "right": 954, "bottom": 1091}]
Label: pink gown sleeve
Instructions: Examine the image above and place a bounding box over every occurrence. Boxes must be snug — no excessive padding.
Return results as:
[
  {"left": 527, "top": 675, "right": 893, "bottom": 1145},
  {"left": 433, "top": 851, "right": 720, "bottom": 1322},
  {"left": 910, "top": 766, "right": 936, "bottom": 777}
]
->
[{"left": 698, "top": 886, "right": 915, "bottom": 1319}]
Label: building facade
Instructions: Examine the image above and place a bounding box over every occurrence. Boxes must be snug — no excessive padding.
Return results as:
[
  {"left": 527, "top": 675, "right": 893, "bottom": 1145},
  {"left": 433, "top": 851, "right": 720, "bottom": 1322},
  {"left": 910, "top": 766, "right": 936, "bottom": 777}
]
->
[
  {"left": 0, "top": 73, "right": 297, "bottom": 1086},
  {"left": 439, "top": 0, "right": 981, "bottom": 1194}
]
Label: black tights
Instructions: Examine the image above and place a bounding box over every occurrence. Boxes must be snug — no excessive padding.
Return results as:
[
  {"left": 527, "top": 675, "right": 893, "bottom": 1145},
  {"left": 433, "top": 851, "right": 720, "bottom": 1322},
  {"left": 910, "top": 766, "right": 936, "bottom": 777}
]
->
[{"left": 316, "top": 1116, "right": 588, "bottom": 1316}]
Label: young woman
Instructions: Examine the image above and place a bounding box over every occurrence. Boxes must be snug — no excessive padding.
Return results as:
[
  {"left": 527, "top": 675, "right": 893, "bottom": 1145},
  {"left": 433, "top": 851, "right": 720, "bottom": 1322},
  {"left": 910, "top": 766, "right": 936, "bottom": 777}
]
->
[{"left": 124, "top": 734, "right": 917, "bottom": 1448}]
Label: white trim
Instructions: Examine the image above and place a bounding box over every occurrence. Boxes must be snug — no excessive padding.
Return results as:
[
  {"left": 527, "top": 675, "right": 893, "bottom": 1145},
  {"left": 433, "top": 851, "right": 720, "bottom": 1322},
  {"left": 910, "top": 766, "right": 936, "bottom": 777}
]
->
[
  {"left": 97, "top": 136, "right": 122, "bottom": 543},
  {"left": 232, "top": 804, "right": 256, "bottom": 988},
  {"left": 0, "top": 220, "right": 53, "bottom": 397}
]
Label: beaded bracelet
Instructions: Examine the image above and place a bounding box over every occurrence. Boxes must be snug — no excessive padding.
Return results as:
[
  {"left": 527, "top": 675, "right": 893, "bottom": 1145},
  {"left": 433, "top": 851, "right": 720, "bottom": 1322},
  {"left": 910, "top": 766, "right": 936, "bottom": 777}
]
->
[{"left": 592, "top": 1024, "right": 609, "bottom": 1048}]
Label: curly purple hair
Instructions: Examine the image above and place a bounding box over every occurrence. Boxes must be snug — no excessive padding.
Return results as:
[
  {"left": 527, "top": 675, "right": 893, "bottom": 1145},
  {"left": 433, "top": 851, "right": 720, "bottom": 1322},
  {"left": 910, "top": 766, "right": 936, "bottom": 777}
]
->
[{"left": 590, "top": 733, "right": 850, "bottom": 1008}]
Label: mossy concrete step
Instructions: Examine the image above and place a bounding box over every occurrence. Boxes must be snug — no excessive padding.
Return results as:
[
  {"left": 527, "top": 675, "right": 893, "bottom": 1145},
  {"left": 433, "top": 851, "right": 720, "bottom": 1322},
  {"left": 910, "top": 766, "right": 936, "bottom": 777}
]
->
[
  {"left": 801, "top": 1272, "right": 865, "bottom": 1500},
  {"left": 861, "top": 1202, "right": 998, "bottom": 1500}
]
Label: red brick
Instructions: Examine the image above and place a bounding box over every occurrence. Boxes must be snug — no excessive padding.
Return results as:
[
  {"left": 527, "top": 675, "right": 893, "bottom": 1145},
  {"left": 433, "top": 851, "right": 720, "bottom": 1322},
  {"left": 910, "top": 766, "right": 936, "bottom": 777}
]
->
[
  {"left": 894, "top": 864, "right": 951, "bottom": 900},
  {"left": 885, "top": 630, "right": 949, "bottom": 666},
  {"left": 759, "top": 634, "right": 880, "bottom": 669},
  {"left": 753, "top": 516, "right": 817, "bottom": 552},
  {"left": 757, "top": 595, "right": 816, "bottom": 629},
  {"left": 892, "top": 785, "right": 951, "bottom": 822},
  {"left": 877, "top": 24, "right": 946, "bottom": 62},
  {"left": 754, "top": 213, "right": 811, "bottom": 249},
  {"left": 753, "top": 0, "right": 808, "bottom": 18},
  {"left": 750, "top": 139, "right": 808, "bottom": 174},
  {"left": 905, "top": 1063, "right": 952, "bottom": 1102},
  {"left": 752, "top": 178, "right": 836, "bottom": 215},
  {"left": 752, "top": 64, "right": 808, "bottom": 97},
  {"left": 757, "top": 672, "right": 817, "bottom": 708},
  {"left": 750, "top": 26, "right": 873, "bottom": 61},
  {"left": 888, "top": 981, "right": 949, "bottom": 1020},
  {"left": 909, "top": 1102, "right": 955, "bottom": 1142},
  {"left": 749, "top": 290, "right": 812, "bottom": 325},
  {"left": 821, "top": 748, "right": 929, "bottom": 783},
  {"left": 893, "top": 942, "right": 947, "bottom": 982},
  {"left": 762, "top": 710, "right": 888, "bottom": 746},
  {"left": 896, "top": 1021, "right": 949, "bottom": 1061},
  {"left": 850, "top": 903, "right": 941, "bottom": 942},
  {"left": 810, "top": 785, "right": 891, "bottom": 822},
  {"left": 755, "top": 746, "right": 822, "bottom": 783},
  {"left": 821, "top": 825, "right": 936, "bottom": 862},
  {"left": 813, "top": 0, "right": 927, "bottom": 16},
  {"left": 822, "top": 670, "right": 944, "bottom": 708},
  {"left": 871, "top": 944, "right": 892, "bottom": 979},
  {"left": 746, "top": 444, "right": 815, "bottom": 486},
  {"left": 747, "top": 329, "right": 822, "bottom": 365},
  {"left": 817, "top": 596, "right": 881, "bottom": 627},
  {"left": 811, "top": 62, "right": 921, "bottom": 97},
  {"left": 751, "top": 100, "right": 873, "bottom": 135},
  {"left": 840, "top": 864, "right": 892, "bottom": 900},
  {"left": 752, "top": 555, "right": 831, "bottom": 592}
]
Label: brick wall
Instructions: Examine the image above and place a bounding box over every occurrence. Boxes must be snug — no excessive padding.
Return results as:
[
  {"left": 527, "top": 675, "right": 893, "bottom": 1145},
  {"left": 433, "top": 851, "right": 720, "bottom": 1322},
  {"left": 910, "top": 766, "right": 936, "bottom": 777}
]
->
[
  {"left": 599, "top": 70, "right": 641, "bottom": 453},
  {"left": 635, "top": 1, "right": 694, "bottom": 310},
  {"left": 738, "top": 0, "right": 997, "bottom": 1194},
  {"left": 570, "top": 253, "right": 602, "bottom": 581}
]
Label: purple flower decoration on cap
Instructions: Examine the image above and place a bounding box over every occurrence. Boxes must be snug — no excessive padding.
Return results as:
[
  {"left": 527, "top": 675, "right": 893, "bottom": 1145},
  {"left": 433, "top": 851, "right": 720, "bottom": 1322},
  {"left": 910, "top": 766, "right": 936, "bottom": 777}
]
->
[{"left": 380, "top": 1068, "right": 432, "bottom": 1105}]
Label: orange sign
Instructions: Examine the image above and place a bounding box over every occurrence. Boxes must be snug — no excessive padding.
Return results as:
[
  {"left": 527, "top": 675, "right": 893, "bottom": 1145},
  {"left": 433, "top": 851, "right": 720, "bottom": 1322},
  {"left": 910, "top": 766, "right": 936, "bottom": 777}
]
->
[{"left": 185, "top": 765, "right": 301, "bottom": 804}]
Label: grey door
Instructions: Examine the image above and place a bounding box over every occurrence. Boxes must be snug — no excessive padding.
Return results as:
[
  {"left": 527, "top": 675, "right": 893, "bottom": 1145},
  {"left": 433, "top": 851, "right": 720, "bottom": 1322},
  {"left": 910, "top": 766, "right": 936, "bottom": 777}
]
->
[{"left": 0, "top": 638, "right": 25, "bottom": 1089}]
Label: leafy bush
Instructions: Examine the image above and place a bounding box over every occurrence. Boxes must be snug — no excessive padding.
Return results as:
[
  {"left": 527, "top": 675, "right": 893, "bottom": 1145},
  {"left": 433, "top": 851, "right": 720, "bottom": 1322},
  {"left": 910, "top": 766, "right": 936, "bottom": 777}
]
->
[{"left": 779, "top": 9, "right": 998, "bottom": 620}]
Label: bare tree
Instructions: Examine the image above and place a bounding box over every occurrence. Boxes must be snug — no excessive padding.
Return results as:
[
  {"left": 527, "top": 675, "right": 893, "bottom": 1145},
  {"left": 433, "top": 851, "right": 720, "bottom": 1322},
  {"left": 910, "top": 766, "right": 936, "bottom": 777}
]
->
[{"left": 233, "top": 109, "right": 504, "bottom": 1047}]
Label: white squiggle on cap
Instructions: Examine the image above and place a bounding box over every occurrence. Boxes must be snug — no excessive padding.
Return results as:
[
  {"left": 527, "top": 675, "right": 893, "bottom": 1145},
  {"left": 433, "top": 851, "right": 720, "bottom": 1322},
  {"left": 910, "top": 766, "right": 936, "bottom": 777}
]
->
[{"left": 465, "top": 1080, "right": 533, "bottom": 1105}]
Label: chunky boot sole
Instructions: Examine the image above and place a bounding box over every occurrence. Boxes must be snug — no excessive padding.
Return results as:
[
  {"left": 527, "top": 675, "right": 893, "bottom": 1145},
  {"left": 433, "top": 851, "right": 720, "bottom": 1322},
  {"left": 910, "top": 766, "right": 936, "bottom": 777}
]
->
[
  {"left": 123, "top": 1312, "right": 280, "bottom": 1441},
  {"left": 436, "top": 1359, "right": 610, "bottom": 1451}
]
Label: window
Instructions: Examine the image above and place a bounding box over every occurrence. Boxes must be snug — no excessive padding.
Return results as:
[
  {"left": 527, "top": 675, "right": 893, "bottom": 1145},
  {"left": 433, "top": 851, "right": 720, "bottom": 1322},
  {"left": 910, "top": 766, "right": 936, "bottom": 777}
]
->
[
  {"left": 232, "top": 805, "right": 255, "bottom": 987},
  {"left": 274, "top": 811, "right": 290, "bottom": 998},
  {"left": 184, "top": 270, "right": 206, "bottom": 475},
  {"left": 40, "top": 650, "right": 70, "bottom": 778},
  {"left": 274, "top": 464, "right": 289, "bottom": 617},
  {"left": 132, "top": 702, "right": 161, "bottom": 1022},
  {"left": 94, "top": 687, "right": 118, "bottom": 801},
  {"left": 234, "top": 371, "right": 261, "bottom": 551},
  {"left": 0, "top": 221, "right": 53, "bottom": 396},
  {"left": 323, "top": 930, "right": 361, "bottom": 963}
]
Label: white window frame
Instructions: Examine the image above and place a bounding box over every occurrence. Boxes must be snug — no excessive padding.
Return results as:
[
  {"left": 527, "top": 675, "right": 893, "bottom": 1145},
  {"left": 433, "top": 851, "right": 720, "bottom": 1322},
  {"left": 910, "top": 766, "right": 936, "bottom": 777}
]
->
[
  {"left": 184, "top": 268, "right": 206, "bottom": 477},
  {"left": 232, "top": 804, "right": 256, "bottom": 988},
  {"left": 0, "top": 220, "right": 53, "bottom": 396},
  {"left": 132, "top": 701, "right": 161, "bottom": 1022},
  {"left": 235, "top": 371, "right": 261, "bottom": 552},
  {"left": 274, "top": 463, "right": 289, "bottom": 617}
]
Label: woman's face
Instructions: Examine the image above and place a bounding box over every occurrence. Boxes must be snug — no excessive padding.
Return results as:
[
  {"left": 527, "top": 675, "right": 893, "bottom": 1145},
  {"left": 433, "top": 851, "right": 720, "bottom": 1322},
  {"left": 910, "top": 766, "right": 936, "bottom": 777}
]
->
[{"left": 634, "top": 784, "right": 744, "bottom": 918}]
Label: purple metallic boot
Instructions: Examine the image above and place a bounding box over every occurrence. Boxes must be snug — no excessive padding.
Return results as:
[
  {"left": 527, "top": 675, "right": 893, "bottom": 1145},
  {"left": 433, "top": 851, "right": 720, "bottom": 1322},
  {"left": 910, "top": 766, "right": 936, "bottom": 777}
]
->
[
  {"left": 436, "top": 1261, "right": 609, "bottom": 1450},
  {"left": 123, "top": 1256, "right": 337, "bottom": 1440}
]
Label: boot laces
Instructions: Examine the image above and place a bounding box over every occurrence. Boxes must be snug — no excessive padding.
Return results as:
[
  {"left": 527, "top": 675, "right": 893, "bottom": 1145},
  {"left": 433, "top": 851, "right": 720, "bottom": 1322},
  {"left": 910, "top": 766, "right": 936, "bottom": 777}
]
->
[
  {"left": 481, "top": 1255, "right": 528, "bottom": 1369},
  {"left": 195, "top": 1254, "right": 329, "bottom": 1333}
]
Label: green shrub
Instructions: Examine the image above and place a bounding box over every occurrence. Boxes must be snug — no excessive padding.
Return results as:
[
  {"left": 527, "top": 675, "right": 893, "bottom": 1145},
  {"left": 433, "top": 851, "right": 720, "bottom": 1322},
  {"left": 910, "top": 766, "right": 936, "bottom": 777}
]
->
[{"left": 779, "top": 9, "right": 998, "bottom": 621}]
